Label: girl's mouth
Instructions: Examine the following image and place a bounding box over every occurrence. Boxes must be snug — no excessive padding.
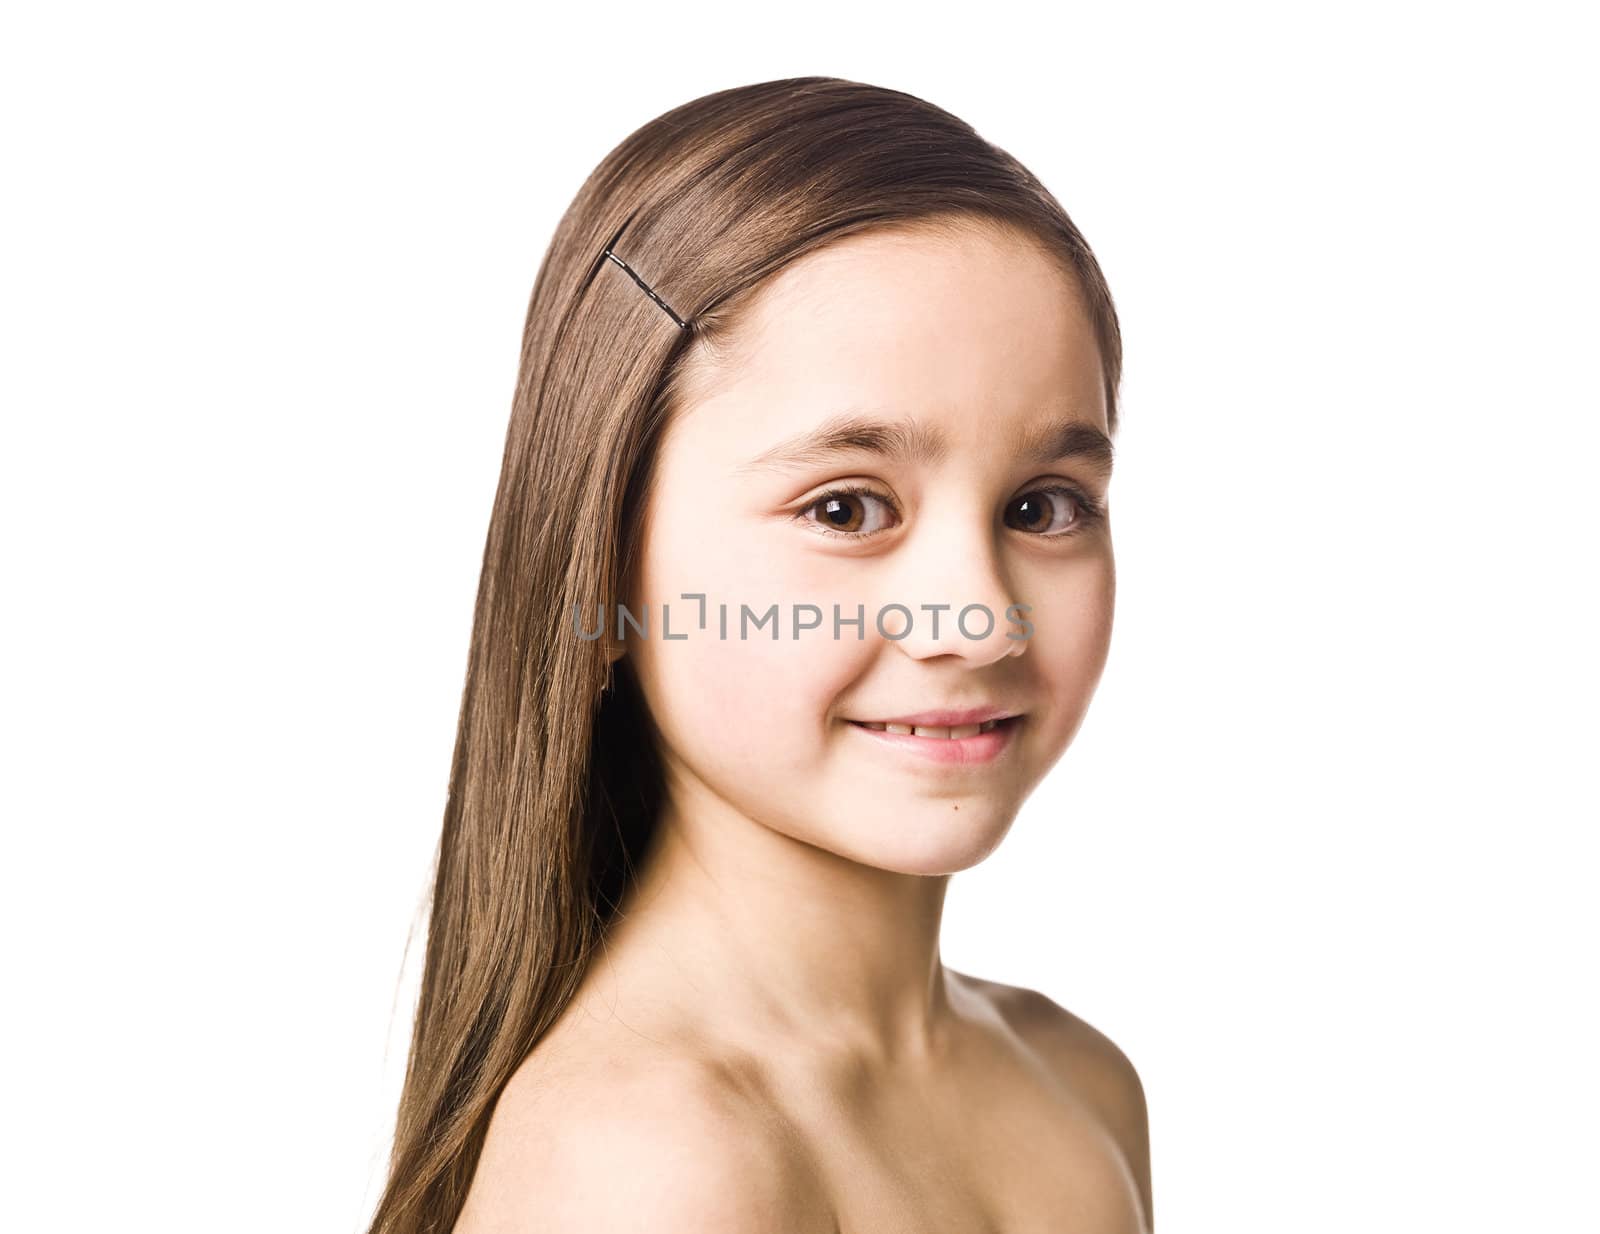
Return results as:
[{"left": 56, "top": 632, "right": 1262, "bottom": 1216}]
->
[
  {"left": 848, "top": 717, "right": 1006, "bottom": 737},
  {"left": 843, "top": 715, "right": 1022, "bottom": 765}
]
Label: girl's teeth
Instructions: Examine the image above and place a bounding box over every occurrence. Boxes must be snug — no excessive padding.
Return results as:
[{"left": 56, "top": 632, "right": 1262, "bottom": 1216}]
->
[{"left": 862, "top": 720, "right": 1002, "bottom": 739}]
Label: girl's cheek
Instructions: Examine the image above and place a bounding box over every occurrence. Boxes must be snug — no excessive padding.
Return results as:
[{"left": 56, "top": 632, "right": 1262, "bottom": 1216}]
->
[
  {"left": 1032, "top": 573, "right": 1116, "bottom": 732},
  {"left": 650, "top": 627, "right": 850, "bottom": 759}
]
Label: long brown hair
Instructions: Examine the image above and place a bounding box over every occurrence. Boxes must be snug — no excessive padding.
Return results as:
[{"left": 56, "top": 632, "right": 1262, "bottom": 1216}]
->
[{"left": 364, "top": 75, "right": 1123, "bottom": 1234}]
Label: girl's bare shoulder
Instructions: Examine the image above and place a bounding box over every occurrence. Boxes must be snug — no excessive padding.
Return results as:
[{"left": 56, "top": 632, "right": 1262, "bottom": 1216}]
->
[
  {"left": 953, "top": 969, "right": 1146, "bottom": 1100},
  {"left": 950, "top": 968, "right": 1152, "bottom": 1224},
  {"left": 455, "top": 1009, "right": 836, "bottom": 1234}
]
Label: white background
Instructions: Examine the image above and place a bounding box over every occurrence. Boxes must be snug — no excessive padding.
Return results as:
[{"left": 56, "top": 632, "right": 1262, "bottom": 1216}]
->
[{"left": 3, "top": 3, "right": 1594, "bottom": 1230}]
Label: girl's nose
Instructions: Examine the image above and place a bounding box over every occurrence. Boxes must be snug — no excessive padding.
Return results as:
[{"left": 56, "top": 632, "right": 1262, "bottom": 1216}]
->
[{"left": 883, "top": 523, "right": 1027, "bottom": 667}]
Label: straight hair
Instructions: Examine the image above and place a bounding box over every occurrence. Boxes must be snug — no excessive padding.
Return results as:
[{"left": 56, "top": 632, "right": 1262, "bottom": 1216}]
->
[{"left": 364, "top": 74, "right": 1122, "bottom": 1234}]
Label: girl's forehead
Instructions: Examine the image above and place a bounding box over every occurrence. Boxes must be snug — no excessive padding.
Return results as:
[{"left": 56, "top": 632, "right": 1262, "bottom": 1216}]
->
[
  {"left": 736, "top": 222, "right": 1085, "bottom": 356},
  {"left": 674, "top": 229, "right": 1105, "bottom": 464}
]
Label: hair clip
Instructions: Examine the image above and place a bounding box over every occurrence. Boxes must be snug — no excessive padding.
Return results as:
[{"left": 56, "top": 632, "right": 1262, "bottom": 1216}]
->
[{"left": 603, "top": 247, "right": 689, "bottom": 330}]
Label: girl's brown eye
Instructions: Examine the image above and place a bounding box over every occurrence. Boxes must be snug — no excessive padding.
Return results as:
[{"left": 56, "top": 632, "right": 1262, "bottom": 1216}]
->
[
  {"left": 819, "top": 496, "right": 862, "bottom": 532},
  {"left": 1005, "top": 486, "right": 1102, "bottom": 536},
  {"left": 799, "top": 486, "right": 899, "bottom": 538}
]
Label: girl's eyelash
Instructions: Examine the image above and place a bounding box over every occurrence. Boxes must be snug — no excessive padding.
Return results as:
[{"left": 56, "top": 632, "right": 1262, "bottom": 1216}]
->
[
  {"left": 795, "top": 483, "right": 900, "bottom": 540},
  {"left": 795, "top": 482, "right": 1106, "bottom": 540},
  {"left": 1026, "top": 483, "right": 1107, "bottom": 535}
]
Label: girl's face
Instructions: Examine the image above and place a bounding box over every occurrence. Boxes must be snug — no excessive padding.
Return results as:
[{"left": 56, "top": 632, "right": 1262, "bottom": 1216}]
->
[{"left": 618, "top": 221, "right": 1115, "bottom": 875}]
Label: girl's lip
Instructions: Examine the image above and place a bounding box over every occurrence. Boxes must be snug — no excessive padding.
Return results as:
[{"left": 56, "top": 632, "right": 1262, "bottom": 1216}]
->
[
  {"left": 844, "top": 715, "right": 1022, "bottom": 766},
  {"left": 858, "top": 706, "right": 1018, "bottom": 728}
]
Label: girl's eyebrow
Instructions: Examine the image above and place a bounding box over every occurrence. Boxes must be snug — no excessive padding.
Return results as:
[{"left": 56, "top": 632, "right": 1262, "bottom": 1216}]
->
[{"left": 734, "top": 410, "right": 1114, "bottom": 478}]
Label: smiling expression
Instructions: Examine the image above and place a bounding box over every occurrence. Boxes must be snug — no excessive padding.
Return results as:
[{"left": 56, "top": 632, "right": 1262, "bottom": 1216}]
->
[{"left": 615, "top": 218, "right": 1116, "bottom": 875}]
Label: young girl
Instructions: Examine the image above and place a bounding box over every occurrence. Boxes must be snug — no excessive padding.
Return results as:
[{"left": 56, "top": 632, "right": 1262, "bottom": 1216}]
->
[{"left": 366, "top": 76, "right": 1150, "bottom": 1234}]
